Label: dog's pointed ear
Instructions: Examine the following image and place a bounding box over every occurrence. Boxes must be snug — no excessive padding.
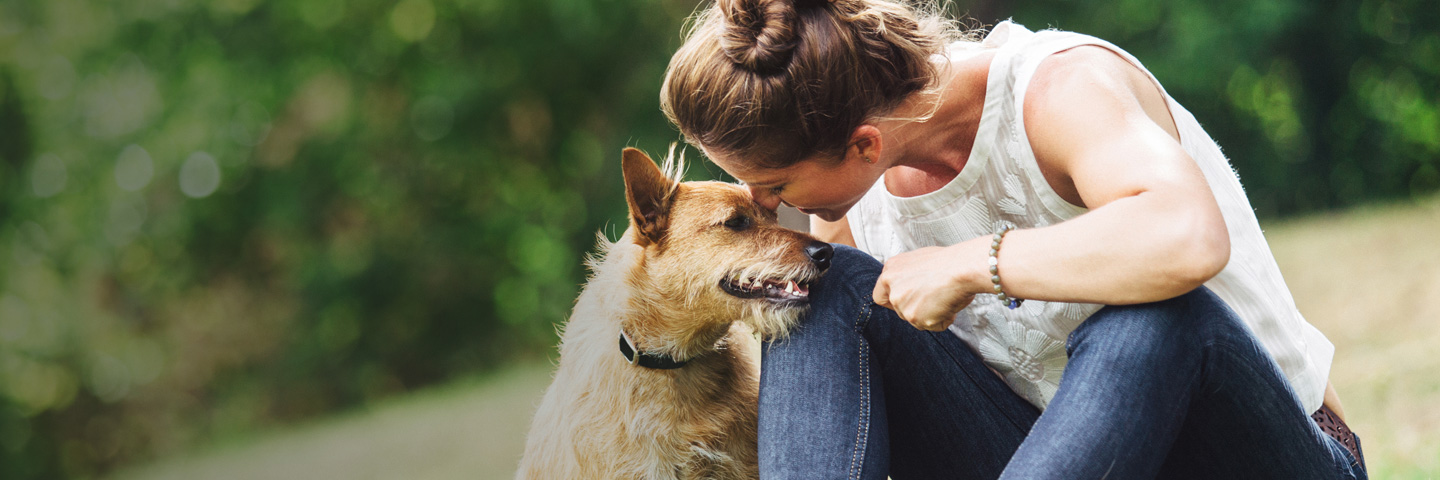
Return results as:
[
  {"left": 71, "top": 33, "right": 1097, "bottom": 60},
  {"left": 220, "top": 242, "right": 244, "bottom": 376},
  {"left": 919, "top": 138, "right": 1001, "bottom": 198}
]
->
[{"left": 621, "top": 148, "right": 676, "bottom": 245}]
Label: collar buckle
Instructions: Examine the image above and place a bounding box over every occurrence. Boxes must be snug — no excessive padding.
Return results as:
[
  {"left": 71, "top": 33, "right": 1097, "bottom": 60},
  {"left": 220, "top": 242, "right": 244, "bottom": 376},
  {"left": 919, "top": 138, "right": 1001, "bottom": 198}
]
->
[
  {"left": 619, "top": 329, "right": 641, "bottom": 366},
  {"left": 618, "top": 329, "right": 689, "bottom": 370}
]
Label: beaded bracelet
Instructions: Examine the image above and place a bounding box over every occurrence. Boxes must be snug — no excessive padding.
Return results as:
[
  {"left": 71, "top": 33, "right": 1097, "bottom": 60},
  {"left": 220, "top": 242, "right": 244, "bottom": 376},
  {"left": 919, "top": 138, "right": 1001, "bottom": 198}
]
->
[{"left": 989, "top": 225, "right": 1024, "bottom": 310}]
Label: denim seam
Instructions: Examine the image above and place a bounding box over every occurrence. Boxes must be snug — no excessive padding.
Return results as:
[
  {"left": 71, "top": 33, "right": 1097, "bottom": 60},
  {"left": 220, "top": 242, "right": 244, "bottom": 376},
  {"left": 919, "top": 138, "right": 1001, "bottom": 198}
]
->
[{"left": 849, "top": 301, "right": 872, "bottom": 480}]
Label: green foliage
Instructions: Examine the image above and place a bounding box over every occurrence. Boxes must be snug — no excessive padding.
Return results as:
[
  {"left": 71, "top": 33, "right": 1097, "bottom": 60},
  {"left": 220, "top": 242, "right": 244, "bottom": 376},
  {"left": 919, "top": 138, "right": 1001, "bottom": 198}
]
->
[
  {"left": 0, "top": 0, "right": 1433, "bottom": 478},
  {"left": 0, "top": 0, "right": 695, "bottom": 477},
  {"left": 1007, "top": 0, "right": 1440, "bottom": 213}
]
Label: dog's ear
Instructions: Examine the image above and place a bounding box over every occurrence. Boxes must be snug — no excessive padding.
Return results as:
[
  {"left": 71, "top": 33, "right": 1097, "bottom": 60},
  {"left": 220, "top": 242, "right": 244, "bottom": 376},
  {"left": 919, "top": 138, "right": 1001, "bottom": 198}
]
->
[{"left": 621, "top": 148, "right": 676, "bottom": 246}]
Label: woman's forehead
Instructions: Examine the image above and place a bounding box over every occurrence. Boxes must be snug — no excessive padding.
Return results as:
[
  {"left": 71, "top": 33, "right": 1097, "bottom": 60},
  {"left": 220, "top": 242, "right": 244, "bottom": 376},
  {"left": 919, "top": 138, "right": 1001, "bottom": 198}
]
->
[
  {"left": 709, "top": 151, "right": 786, "bottom": 182},
  {"left": 707, "top": 149, "right": 815, "bottom": 185}
]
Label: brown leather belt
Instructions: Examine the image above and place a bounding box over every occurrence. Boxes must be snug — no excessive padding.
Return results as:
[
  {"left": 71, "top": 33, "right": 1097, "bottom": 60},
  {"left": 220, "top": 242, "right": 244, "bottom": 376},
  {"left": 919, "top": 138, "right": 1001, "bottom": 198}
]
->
[{"left": 1311, "top": 404, "right": 1365, "bottom": 470}]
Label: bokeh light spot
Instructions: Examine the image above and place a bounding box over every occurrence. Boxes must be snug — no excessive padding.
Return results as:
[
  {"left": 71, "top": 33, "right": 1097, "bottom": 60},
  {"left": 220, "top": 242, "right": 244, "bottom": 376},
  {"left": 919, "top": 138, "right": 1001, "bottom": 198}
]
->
[
  {"left": 3, "top": 356, "right": 78, "bottom": 414},
  {"left": 179, "top": 151, "right": 221, "bottom": 198},
  {"left": 80, "top": 54, "right": 161, "bottom": 139},
  {"left": 509, "top": 225, "right": 568, "bottom": 281},
  {"left": 114, "top": 144, "right": 154, "bottom": 191},
  {"left": 298, "top": 0, "right": 345, "bottom": 30},
  {"left": 88, "top": 353, "right": 132, "bottom": 404},
  {"left": 31, "top": 153, "right": 67, "bottom": 198},
  {"left": 494, "top": 278, "right": 539, "bottom": 327},
  {"left": 410, "top": 95, "right": 453, "bottom": 141},
  {"left": 390, "top": 0, "right": 435, "bottom": 43},
  {"left": 229, "top": 101, "right": 272, "bottom": 147},
  {"left": 0, "top": 294, "right": 30, "bottom": 344},
  {"left": 210, "top": 0, "right": 262, "bottom": 16}
]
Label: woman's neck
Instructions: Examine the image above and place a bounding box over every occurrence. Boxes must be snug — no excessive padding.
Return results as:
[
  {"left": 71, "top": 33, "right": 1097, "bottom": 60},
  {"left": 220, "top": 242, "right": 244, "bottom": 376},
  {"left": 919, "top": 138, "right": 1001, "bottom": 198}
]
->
[{"left": 879, "top": 49, "right": 993, "bottom": 194}]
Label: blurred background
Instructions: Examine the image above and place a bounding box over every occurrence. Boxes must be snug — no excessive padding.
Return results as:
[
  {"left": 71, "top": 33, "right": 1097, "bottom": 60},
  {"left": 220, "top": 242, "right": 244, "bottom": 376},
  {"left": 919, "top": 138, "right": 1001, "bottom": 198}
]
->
[{"left": 0, "top": 0, "right": 1435, "bottom": 478}]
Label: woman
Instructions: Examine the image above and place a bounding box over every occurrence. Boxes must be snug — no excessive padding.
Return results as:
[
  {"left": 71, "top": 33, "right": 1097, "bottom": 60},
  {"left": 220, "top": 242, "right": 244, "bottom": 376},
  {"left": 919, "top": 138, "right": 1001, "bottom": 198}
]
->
[{"left": 661, "top": 0, "right": 1365, "bottom": 478}]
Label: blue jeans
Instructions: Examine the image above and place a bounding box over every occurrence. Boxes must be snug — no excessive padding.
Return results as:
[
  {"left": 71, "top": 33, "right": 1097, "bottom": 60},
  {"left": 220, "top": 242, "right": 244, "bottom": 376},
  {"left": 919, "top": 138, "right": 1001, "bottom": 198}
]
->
[{"left": 758, "top": 245, "right": 1366, "bottom": 479}]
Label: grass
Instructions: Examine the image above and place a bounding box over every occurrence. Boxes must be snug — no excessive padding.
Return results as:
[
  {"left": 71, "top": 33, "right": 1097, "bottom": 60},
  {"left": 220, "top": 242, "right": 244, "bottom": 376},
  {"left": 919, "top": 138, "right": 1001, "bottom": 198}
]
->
[
  {"left": 1265, "top": 195, "right": 1440, "bottom": 478},
  {"left": 108, "top": 363, "right": 554, "bottom": 480},
  {"left": 108, "top": 197, "right": 1440, "bottom": 479}
]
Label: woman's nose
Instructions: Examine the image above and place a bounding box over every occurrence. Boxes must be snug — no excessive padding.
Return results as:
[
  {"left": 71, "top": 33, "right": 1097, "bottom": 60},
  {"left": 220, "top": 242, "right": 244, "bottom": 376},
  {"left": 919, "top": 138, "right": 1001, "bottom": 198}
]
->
[{"left": 747, "top": 185, "right": 782, "bottom": 211}]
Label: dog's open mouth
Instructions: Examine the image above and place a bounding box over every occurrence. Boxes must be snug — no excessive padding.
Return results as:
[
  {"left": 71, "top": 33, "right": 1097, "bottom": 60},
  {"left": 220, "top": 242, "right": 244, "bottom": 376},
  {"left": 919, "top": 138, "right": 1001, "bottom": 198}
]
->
[{"left": 719, "top": 275, "right": 813, "bottom": 304}]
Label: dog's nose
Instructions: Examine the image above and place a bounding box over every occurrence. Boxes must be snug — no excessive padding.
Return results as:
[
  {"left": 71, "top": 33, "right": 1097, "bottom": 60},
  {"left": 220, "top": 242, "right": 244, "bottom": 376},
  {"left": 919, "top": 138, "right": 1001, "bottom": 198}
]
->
[{"left": 805, "top": 242, "right": 833, "bottom": 272}]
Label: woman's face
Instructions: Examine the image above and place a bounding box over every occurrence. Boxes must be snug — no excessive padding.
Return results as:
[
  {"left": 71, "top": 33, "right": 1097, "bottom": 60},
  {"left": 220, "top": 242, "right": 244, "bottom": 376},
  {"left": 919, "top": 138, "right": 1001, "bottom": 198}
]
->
[{"left": 708, "top": 149, "right": 883, "bottom": 223}]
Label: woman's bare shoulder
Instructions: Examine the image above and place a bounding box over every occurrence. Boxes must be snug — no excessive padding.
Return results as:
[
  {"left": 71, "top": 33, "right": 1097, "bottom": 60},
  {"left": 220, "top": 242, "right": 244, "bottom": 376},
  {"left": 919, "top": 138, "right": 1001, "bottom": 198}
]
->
[
  {"left": 1023, "top": 45, "right": 1178, "bottom": 142},
  {"left": 1019, "top": 43, "right": 1196, "bottom": 210}
]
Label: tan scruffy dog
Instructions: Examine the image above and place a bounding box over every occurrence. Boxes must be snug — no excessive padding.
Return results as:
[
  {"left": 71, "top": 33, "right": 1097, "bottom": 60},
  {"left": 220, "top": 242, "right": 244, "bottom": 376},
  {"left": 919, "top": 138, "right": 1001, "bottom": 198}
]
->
[{"left": 516, "top": 147, "right": 834, "bottom": 479}]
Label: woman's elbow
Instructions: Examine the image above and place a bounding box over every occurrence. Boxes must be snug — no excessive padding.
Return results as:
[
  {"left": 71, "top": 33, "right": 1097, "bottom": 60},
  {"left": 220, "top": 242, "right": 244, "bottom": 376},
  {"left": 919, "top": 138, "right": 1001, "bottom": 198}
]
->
[{"left": 1167, "top": 214, "right": 1231, "bottom": 290}]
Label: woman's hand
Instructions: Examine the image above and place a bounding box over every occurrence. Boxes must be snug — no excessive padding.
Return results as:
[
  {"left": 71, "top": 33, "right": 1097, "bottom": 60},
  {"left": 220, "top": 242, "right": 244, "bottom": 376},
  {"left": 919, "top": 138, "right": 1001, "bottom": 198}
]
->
[{"left": 872, "top": 240, "right": 987, "bottom": 331}]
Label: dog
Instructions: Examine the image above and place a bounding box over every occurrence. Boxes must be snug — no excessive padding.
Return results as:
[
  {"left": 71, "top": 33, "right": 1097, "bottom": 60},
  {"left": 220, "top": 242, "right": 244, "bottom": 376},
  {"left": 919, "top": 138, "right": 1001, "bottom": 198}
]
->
[{"left": 515, "top": 147, "right": 834, "bottom": 479}]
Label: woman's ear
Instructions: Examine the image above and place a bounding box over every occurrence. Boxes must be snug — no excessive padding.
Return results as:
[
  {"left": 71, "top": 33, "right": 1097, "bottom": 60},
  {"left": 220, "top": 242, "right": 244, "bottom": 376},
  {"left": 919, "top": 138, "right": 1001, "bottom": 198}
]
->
[{"left": 850, "top": 125, "right": 883, "bottom": 164}]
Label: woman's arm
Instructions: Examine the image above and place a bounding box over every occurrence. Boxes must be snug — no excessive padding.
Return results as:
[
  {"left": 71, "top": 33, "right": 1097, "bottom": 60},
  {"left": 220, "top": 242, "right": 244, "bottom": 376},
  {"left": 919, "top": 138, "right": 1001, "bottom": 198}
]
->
[
  {"left": 996, "top": 45, "right": 1230, "bottom": 304},
  {"left": 873, "top": 46, "right": 1230, "bottom": 330}
]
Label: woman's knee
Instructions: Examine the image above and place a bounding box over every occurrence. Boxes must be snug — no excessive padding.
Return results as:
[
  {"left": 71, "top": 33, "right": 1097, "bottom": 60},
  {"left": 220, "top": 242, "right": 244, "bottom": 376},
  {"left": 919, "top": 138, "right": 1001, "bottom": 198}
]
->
[
  {"left": 808, "top": 244, "right": 883, "bottom": 303},
  {"left": 825, "top": 244, "right": 883, "bottom": 280},
  {"left": 1067, "top": 286, "right": 1239, "bottom": 362},
  {"left": 778, "top": 244, "right": 883, "bottom": 337}
]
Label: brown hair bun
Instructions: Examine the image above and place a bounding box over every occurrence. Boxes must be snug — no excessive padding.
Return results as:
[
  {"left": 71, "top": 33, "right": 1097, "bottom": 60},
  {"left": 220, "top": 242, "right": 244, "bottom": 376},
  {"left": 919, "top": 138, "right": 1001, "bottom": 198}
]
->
[{"left": 718, "top": 0, "right": 800, "bottom": 74}]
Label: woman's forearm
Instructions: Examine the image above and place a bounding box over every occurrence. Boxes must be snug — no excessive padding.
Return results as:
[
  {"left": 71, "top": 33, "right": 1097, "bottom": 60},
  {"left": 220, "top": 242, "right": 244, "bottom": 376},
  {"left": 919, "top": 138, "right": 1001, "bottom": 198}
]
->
[{"left": 957, "top": 191, "right": 1230, "bottom": 305}]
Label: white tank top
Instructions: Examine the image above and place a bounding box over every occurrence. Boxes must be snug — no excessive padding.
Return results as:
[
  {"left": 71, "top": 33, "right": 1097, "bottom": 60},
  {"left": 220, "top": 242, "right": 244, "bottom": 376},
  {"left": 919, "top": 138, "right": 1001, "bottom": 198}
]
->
[{"left": 846, "top": 21, "right": 1334, "bottom": 413}]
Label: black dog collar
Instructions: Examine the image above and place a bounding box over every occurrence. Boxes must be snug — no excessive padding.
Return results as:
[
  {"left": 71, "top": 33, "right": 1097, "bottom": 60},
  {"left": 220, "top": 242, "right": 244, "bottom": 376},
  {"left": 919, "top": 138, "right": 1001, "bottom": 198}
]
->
[{"left": 619, "top": 329, "right": 689, "bottom": 370}]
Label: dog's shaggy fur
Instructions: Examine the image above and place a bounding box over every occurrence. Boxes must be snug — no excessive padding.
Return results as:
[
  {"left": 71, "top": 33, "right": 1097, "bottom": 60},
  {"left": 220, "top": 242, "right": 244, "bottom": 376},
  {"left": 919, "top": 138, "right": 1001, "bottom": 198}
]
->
[{"left": 516, "top": 148, "right": 830, "bottom": 479}]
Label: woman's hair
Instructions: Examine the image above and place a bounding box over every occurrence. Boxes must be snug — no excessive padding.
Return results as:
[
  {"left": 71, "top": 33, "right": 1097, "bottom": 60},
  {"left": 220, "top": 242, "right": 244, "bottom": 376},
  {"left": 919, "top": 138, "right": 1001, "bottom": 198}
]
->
[{"left": 661, "top": 0, "right": 967, "bottom": 169}]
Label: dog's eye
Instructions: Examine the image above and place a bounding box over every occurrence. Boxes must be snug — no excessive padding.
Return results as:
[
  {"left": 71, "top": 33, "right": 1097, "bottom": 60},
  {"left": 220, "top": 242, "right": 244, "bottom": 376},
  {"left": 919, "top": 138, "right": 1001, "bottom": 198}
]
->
[{"left": 723, "top": 215, "right": 753, "bottom": 231}]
